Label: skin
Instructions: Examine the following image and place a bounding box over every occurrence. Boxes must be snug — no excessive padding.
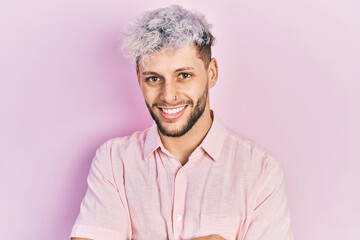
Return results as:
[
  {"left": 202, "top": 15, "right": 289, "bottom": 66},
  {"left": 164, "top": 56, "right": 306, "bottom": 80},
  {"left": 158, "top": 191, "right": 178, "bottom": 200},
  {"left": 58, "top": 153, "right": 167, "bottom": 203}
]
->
[
  {"left": 137, "top": 45, "right": 218, "bottom": 165},
  {"left": 71, "top": 45, "right": 220, "bottom": 240},
  {"left": 192, "top": 234, "right": 226, "bottom": 240}
]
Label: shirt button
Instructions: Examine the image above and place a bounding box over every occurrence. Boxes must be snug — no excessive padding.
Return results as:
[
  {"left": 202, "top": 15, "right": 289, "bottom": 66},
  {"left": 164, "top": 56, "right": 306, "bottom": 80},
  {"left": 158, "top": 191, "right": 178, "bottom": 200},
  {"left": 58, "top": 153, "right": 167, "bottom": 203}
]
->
[
  {"left": 176, "top": 214, "right": 182, "bottom": 221},
  {"left": 179, "top": 172, "right": 183, "bottom": 176}
]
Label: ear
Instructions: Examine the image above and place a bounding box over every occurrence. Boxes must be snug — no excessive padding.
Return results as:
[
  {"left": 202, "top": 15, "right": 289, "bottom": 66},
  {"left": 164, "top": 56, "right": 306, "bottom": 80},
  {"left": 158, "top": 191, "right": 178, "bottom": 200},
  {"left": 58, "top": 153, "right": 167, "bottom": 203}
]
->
[
  {"left": 136, "top": 65, "right": 141, "bottom": 87},
  {"left": 208, "top": 58, "right": 218, "bottom": 89}
]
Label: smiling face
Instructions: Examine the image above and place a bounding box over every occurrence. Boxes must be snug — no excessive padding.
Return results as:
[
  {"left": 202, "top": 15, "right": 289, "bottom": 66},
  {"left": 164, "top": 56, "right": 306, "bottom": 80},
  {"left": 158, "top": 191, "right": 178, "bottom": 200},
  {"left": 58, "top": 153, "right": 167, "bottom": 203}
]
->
[{"left": 137, "top": 45, "right": 218, "bottom": 137}]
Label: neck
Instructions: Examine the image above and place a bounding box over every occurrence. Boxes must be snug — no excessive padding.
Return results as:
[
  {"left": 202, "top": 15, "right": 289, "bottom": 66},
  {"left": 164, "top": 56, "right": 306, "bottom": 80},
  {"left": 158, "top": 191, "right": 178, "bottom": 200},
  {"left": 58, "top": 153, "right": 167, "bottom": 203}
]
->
[{"left": 159, "top": 108, "right": 213, "bottom": 166}]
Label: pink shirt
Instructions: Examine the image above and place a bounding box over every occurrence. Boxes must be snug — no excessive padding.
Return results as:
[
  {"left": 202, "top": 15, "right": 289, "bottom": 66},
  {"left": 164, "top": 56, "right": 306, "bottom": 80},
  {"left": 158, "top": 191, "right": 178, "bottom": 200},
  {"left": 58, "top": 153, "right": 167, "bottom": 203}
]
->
[{"left": 71, "top": 113, "right": 293, "bottom": 240}]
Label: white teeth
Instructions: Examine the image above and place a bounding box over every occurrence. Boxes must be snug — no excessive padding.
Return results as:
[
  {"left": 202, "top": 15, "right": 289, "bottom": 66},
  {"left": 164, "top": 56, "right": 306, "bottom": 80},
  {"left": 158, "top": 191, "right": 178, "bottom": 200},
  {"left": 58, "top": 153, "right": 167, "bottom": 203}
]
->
[{"left": 162, "top": 106, "right": 185, "bottom": 114}]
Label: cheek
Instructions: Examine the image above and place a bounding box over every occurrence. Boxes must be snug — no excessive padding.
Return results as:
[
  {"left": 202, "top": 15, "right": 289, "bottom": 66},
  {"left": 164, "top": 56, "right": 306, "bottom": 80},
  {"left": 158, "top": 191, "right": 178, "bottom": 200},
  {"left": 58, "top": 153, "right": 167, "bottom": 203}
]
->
[
  {"left": 189, "top": 83, "right": 207, "bottom": 98},
  {"left": 141, "top": 87, "right": 158, "bottom": 102}
]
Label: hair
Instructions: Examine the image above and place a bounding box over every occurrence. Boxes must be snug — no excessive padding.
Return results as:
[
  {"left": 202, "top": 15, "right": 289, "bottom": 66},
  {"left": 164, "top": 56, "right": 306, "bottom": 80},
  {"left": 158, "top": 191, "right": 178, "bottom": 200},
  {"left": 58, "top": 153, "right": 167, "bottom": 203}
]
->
[{"left": 122, "top": 5, "right": 215, "bottom": 68}]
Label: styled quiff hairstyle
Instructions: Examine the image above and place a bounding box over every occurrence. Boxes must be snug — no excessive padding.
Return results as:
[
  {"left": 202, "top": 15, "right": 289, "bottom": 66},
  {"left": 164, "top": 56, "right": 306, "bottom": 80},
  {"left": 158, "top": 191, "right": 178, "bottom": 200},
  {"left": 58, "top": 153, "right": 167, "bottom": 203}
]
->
[{"left": 122, "top": 5, "right": 215, "bottom": 68}]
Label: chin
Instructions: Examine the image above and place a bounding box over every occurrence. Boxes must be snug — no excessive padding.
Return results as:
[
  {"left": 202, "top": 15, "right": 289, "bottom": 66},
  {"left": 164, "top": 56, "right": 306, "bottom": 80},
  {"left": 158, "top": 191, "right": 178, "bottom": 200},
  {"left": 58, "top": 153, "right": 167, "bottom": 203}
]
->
[
  {"left": 157, "top": 115, "right": 192, "bottom": 137},
  {"left": 146, "top": 88, "right": 207, "bottom": 138}
]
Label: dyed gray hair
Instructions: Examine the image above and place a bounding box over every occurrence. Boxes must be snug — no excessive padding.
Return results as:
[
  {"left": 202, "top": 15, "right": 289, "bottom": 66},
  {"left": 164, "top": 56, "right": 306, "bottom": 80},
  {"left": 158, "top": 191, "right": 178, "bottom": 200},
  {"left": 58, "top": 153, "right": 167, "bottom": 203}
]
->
[{"left": 122, "top": 5, "right": 215, "bottom": 67}]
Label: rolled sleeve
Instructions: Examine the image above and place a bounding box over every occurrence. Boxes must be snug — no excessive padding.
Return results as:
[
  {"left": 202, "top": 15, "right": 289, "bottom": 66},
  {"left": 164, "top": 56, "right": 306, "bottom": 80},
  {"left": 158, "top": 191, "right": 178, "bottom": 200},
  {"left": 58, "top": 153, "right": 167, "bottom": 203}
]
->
[
  {"left": 71, "top": 141, "right": 132, "bottom": 239},
  {"left": 244, "top": 154, "right": 293, "bottom": 240}
]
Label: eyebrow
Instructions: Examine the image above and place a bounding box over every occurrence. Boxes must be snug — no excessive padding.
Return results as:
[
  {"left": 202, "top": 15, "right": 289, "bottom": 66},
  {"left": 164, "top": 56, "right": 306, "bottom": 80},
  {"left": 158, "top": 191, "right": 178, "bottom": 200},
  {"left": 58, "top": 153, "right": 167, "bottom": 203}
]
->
[
  {"left": 141, "top": 71, "right": 159, "bottom": 76},
  {"left": 174, "top": 67, "right": 194, "bottom": 72},
  {"left": 141, "top": 67, "right": 195, "bottom": 76}
]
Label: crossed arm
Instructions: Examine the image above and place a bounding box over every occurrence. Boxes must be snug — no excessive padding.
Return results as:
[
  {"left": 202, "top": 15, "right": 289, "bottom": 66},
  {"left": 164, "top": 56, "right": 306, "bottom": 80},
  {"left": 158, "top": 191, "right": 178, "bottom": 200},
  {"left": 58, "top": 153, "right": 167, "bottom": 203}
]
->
[
  {"left": 71, "top": 234, "right": 225, "bottom": 240},
  {"left": 71, "top": 144, "right": 292, "bottom": 240}
]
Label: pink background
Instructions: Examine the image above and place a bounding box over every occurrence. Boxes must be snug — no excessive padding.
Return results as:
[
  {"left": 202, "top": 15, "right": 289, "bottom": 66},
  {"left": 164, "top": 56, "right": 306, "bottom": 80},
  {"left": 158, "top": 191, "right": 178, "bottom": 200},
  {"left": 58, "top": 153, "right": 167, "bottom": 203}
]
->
[{"left": 1, "top": 0, "right": 359, "bottom": 239}]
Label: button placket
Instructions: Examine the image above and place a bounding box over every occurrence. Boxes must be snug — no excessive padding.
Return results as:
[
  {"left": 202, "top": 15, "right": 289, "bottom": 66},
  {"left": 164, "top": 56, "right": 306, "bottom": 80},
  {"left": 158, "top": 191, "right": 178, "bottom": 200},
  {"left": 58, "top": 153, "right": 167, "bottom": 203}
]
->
[{"left": 172, "top": 169, "right": 186, "bottom": 239}]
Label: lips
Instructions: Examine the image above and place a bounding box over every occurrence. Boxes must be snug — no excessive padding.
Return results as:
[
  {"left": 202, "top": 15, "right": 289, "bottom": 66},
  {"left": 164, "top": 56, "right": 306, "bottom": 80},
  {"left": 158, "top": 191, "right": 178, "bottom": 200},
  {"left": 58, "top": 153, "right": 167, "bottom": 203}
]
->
[{"left": 159, "top": 106, "right": 187, "bottom": 120}]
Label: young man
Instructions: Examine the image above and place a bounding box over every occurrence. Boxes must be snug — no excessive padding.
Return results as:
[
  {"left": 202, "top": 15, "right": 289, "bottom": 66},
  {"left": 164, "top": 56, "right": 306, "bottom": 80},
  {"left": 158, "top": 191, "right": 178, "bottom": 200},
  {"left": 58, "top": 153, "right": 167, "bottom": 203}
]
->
[{"left": 71, "top": 5, "right": 293, "bottom": 240}]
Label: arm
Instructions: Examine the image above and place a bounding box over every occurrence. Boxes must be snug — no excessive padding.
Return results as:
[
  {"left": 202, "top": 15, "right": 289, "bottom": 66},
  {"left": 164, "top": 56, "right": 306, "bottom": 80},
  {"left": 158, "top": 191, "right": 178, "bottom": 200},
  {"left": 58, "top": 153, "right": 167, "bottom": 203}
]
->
[
  {"left": 240, "top": 155, "right": 293, "bottom": 240},
  {"left": 70, "top": 142, "right": 132, "bottom": 239},
  {"left": 192, "top": 234, "right": 226, "bottom": 240},
  {"left": 71, "top": 238, "right": 92, "bottom": 240}
]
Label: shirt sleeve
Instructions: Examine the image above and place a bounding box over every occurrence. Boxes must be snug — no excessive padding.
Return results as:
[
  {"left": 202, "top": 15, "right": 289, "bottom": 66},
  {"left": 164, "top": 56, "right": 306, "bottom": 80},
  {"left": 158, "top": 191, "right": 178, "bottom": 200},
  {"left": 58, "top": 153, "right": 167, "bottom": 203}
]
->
[
  {"left": 243, "top": 154, "right": 293, "bottom": 240},
  {"left": 70, "top": 141, "right": 132, "bottom": 240}
]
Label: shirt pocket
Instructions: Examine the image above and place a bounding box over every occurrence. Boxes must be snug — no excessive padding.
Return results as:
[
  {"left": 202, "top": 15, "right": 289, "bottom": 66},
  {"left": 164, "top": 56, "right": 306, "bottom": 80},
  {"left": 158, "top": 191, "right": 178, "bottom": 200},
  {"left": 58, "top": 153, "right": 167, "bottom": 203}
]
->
[{"left": 199, "top": 214, "right": 240, "bottom": 240}]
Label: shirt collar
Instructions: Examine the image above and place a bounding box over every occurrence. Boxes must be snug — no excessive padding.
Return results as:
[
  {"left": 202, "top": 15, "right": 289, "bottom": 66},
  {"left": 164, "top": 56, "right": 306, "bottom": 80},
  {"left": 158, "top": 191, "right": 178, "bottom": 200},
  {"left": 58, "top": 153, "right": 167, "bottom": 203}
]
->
[
  {"left": 199, "top": 111, "right": 228, "bottom": 162},
  {"left": 143, "top": 121, "right": 163, "bottom": 160},
  {"left": 143, "top": 110, "right": 228, "bottom": 162}
]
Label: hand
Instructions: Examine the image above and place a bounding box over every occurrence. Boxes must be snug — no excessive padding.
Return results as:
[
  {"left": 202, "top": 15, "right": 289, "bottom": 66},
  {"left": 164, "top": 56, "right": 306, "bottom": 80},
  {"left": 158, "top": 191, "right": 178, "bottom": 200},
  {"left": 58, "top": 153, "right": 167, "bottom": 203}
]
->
[{"left": 192, "top": 234, "right": 226, "bottom": 240}]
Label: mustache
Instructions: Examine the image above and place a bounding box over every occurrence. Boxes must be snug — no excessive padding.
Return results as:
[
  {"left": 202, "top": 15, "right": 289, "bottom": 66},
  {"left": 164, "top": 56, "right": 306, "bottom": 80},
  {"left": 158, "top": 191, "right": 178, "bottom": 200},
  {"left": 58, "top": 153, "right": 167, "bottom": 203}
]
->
[{"left": 152, "top": 100, "right": 193, "bottom": 108}]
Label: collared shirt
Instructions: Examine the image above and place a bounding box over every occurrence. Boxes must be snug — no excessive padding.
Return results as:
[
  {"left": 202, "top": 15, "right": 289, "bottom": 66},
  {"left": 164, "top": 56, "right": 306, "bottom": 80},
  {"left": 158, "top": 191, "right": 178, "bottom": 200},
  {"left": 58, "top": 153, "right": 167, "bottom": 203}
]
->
[{"left": 71, "top": 112, "right": 293, "bottom": 240}]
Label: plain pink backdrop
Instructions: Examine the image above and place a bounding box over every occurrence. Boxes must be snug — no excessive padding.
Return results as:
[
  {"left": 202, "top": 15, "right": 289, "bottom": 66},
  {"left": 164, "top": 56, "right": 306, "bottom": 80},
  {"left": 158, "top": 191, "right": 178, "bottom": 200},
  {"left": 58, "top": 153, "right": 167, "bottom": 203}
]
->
[{"left": 1, "top": 0, "right": 359, "bottom": 239}]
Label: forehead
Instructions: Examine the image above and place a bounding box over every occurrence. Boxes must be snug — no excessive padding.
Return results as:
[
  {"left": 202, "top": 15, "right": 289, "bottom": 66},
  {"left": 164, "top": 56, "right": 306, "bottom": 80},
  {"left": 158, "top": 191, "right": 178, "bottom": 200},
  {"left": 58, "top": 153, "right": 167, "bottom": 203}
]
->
[{"left": 139, "top": 45, "right": 205, "bottom": 72}]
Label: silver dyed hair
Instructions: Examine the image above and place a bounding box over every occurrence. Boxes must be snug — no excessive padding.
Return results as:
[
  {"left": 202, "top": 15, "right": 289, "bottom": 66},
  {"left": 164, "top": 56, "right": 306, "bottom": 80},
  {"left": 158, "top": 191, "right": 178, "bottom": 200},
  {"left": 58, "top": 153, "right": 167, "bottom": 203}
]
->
[{"left": 122, "top": 5, "right": 215, "bottom": 67}]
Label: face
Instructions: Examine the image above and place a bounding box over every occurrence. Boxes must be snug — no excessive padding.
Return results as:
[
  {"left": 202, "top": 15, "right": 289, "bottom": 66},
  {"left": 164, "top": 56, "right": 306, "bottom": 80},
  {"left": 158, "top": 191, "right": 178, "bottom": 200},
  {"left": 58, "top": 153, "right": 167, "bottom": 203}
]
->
[{"left": 137, "top": 45, "right": 217, "bottom": 137}]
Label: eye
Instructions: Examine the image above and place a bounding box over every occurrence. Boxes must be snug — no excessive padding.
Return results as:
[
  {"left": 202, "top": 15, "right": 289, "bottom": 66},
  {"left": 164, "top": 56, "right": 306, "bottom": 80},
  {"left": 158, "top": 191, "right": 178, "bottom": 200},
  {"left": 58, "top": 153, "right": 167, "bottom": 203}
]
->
[
  {"left": 146, "top": 76, "right": 160, "bottom": 83},
  {"left": 179, "top": 73, "right": 191, "bottom": 79}
]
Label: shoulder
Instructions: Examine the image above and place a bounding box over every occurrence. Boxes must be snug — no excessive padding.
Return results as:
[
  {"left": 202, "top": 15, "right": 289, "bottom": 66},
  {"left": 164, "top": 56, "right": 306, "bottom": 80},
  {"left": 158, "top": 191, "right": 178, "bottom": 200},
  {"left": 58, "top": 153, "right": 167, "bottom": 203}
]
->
[
  {"left": 226, "top": 128, "right": 283, "bottom": 175},
  {"left": 95, "top": 127, "right": 151, "bottom": 157}
]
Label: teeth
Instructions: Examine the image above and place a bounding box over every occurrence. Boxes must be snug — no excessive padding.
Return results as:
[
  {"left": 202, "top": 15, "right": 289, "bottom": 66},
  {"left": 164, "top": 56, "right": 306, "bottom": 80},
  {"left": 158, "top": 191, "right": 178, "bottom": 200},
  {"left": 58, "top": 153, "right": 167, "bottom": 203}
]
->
[{"left": 162, "top": 106, "right": 185, "bottom": 114}]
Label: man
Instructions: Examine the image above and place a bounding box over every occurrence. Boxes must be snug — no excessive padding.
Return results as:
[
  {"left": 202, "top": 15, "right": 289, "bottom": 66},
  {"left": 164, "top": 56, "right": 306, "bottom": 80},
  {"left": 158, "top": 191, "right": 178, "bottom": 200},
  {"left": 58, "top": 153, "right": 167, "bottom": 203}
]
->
[{"left": 71, "top": 5, "right": 293, "bottom": 240}]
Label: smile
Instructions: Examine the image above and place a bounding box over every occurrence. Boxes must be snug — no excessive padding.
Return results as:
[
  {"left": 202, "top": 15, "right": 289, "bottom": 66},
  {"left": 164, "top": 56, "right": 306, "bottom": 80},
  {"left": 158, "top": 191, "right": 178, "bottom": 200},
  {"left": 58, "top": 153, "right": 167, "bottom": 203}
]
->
[
  {"left": 159, "top": 106, "right": 187, "bottom": 120},
  {"left": 161, "top": 106, "right": 185, "bottom": 114}
]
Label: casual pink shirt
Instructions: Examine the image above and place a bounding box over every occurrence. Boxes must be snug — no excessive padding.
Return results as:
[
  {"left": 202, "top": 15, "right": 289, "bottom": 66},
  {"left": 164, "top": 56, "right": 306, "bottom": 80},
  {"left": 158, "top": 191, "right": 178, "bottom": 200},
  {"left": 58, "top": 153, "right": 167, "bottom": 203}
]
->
[{"left": 71, "top": 112, "right": 293, "bottom": 240}]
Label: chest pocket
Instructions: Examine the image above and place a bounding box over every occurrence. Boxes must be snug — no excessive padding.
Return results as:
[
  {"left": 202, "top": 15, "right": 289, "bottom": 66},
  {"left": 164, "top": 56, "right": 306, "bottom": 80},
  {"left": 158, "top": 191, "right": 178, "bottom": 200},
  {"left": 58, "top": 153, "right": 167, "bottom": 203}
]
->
[{"left": 199, "top": 214, "right": 240, "bottom": 240}]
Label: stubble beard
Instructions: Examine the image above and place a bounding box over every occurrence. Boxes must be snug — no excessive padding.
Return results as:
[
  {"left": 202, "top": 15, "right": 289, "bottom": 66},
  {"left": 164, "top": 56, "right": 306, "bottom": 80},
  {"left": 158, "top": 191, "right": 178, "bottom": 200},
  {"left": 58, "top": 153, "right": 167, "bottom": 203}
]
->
[{"left": 145, "top": 87, "right": 208, "bottom": 138}]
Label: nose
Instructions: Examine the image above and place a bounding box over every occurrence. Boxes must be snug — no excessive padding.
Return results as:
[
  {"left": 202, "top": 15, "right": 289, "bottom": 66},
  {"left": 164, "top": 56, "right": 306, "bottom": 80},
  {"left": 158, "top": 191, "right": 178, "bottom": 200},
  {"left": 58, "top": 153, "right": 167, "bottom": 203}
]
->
[{"left": 159, "top": 80, "right": 178, "bottom": 103}]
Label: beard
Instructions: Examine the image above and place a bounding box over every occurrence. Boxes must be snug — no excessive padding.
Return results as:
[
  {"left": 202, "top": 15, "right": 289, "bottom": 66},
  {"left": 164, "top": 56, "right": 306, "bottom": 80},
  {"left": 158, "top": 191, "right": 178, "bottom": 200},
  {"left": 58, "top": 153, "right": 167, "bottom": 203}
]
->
[{"left": 145, "top": 86, "right": 208, "bottom": 138}]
